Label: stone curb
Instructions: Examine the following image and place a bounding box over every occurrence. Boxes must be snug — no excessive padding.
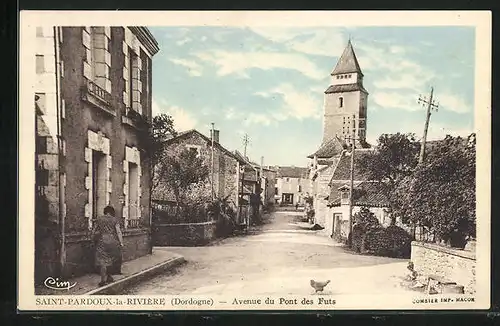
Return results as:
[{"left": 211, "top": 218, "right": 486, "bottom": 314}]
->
[{"left": 84, "top": 254, "right": 186, "bottom": 295}]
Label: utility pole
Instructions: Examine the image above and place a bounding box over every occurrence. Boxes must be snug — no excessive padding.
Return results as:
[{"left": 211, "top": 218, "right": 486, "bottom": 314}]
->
[
  {"left": 210, "top": 123, "right": 215, "bottom": 200},
  {"left": 242, "top": 133, "right": 250, "bottom": 158},
  {"left": 241, "top": 133, "right": 249, "bottom": 228},
  {"left": 417, "top": 87, "right": 439, "bottom": 163},
  {"left": 347, "top": 115, "right": 364, "bottom": 245}
]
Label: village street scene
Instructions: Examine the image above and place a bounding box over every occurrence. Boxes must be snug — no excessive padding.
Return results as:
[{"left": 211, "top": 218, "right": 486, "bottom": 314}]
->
[{"left": 33, "top": 24, "right": 477, "bottom": 299}]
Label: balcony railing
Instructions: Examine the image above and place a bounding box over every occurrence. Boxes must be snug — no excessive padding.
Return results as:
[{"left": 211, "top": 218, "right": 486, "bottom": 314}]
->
[
  {"left": 81, "top": 79, "right": 115, "bottom": 116},
  {"left": 85, "top": 79, "right": 112, "bottom": 104},
  {"left": 127, "top": 218, "right": 142, "bottom": 229}
]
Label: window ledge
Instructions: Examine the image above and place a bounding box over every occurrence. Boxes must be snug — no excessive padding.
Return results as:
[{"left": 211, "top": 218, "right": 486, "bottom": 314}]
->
[
  {"left": 121, "top": 115, "right": 139, "bottom": 129},
  {"left": 81, "top": 80, "right": 115, "bottom": 117},
  {"left": 121, "top": 110, "right": 150, "bottom": 130},
  {"left": 123, "top": 228, "right": 149, "bottom": 236}
]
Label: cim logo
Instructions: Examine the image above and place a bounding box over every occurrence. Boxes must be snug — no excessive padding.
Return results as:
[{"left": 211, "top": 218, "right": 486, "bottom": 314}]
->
[{"left": 44, "top": 277, "right": 77, "bottom": 291}]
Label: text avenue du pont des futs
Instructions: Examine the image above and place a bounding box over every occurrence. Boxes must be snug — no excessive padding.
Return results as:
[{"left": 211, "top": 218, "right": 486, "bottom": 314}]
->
[{"left": 230, "top": 297, "right": 336, "bottom": 306}]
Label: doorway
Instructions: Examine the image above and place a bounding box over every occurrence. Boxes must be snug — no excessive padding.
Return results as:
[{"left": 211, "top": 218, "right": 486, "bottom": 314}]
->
[
  {"left": 282, "top": 193, "right": 294, "bottom": 205},
  {"left": 92, "top": 150, "right": 106, "bottom": 219},
  {"left": 333, "top": 213, "right": 342, "bottom": 241}
]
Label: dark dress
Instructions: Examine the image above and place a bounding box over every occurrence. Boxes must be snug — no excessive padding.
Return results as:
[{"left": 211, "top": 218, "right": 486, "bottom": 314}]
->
[{"left": 93, "top": 215, "right": 122, "bottom": 269}]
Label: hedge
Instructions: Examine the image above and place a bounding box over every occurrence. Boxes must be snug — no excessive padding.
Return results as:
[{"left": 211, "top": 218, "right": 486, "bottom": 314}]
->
[{"left": 352, "top": 224, "right": 412, "bottom": 258}]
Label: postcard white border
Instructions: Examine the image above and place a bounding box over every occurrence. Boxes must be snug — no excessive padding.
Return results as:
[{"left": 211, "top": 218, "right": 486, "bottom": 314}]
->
[{"left": 18, "top": 10, "right": 491, "bottom": 311}]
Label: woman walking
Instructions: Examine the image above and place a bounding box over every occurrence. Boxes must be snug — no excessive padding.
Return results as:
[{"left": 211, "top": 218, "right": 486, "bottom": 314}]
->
[{"left": 92, "top": 206, "right": 124, "bottom": 286}]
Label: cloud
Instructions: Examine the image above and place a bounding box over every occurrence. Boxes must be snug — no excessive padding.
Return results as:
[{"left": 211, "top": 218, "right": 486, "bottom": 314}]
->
[
  {"left": 152, "top": 98, "right": 198, "bottom": 131},
  {"left": 437, "top": 92, "right": 471, "bottom": 114},
  {"left": 373, "top": 89, "right": 471, "bottom": 114},
  {"left": 356, "top": 41, "right": 471, "bottom": 114},
  {"left": 194, "top": 50, "right": 325, "bottom": 80},
  {"left": 245, "top": 113, "right": 273, "bottom": 126},
  {"left": 406, "top": 122, "right": 474, "bottom": 141},
  {"left": 256, "top": 83, "right": 322, "bottom": 120},
  {"left": 176, "top": 37, "right": 192, "bottom": 46},
  {"left": 169, "top": 58, "right": 203, "bottom": 76},
  {"left": 389, "top": 45, "right": 406, "bottom": 54},
  {"left": 224, "top": 84, "right": 321, "bottom": 127},
  {"left": 248, "top": 27, "right": 345, "bottom": 57},
  {"left": 372, "top": 92, "right": 420, "bottom": 112},
  {"left": 373, "top": 73, "right": 430, "bottom": 91},
  {"left": 224, "top": 107, "right": 273, "bottom": 126},
  {"left": 356, "top": 42, "right": 435, "bottom": 93}
]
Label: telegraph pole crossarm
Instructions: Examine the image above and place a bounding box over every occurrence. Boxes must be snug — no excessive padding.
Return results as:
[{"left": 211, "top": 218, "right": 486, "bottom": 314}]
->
[{"left": 417, "top": 87, "right": 439, "bottom": 164}]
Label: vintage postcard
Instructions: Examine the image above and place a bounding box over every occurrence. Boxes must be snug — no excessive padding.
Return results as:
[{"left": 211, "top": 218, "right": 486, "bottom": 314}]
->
[{"left": 18, "top": 11, "right": 491, "bottom": 311}]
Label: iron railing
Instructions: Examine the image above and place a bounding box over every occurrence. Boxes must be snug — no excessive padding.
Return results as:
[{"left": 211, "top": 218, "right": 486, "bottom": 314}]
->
[
  {"left": 84, "top": 79, "right": 112, "bottom": 105},
  {"left": 127, "top": 218, "right": 141, "bottom": 228}
]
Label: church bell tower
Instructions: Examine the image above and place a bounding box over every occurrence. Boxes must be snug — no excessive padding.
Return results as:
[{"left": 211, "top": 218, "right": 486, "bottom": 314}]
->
[{"left": 322, "top": 40, "right": 368, "bottom": 147}]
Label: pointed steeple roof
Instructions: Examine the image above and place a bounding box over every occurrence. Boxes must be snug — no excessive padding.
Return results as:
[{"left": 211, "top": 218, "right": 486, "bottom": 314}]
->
[{"left": 331, "top": 40, "right": 363, "bottom": 76}]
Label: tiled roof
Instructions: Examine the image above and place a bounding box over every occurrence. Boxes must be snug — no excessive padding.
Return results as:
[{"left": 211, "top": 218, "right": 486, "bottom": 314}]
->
[
  {"left": 329, "top": 149, "right": 374, "bottom": 182},
  {"left": 233, "top": 150, "right": 259, "bottom": 169},
  {"left": 325, "top": 83, "right": 368, "bottom": 94},
  {"left": 275, "top": 166, "right": 309, "bottom": 179},
  {"left": 328, "top": 181, "right": 389, "bottom": 207},
  {"left": 331, "top": 40, "right": 363, "bottom": 76},
  {"left": 308, "top": 137, "right": 347, "bottom": 159},
  {"left": 164, "top": 129, "right": 247, "bottom": 164}
]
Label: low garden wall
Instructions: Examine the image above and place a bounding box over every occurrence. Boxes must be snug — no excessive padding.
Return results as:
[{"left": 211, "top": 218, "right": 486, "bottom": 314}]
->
[
  {"left": 152, "top": 221, "right": 217, "bottom": 246},
  {"left": 411, "top": 241, "right": 476, "bottom": 294}
]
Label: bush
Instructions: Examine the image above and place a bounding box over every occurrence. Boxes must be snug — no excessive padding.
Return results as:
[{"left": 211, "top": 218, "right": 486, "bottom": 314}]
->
[
  {"left": 361, "top": 225, "right": 412, "bottom": 258},
  {"left": 363, "top": 226, "right": 392, "bottom": 256},
  {"left": 350, "top": 207, "right": 412, "bottom": 258},
  {"left": 351, "top": 223, "right": 366, "bottom": 252},
  {"left": 351, "top": 207, "right": 381, "bottom": 250},
  {"left": 153, "top": 204, "right": 208, "bottom": 224},
  {"left": 385, "top": 225, "right": 412, "bottom": 258}
]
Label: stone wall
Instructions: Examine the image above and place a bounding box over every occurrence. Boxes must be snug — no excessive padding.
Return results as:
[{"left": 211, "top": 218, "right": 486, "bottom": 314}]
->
[
  {"left": 62, "top": 230, "right": 151, "bottom": 279},
  {"left": 411, "top": 241, "right": 476, "bottom": 294},
  {"left": 152, "top": 221, "right": 217, "bottom": 247}
]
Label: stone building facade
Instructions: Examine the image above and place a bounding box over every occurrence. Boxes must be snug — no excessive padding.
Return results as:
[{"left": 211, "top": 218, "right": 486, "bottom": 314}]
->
[
  {"left": 259, "top": 167, "right": 277, "bottom": 207},
  {"left": 274, "top": 166, "right": 311, "bottom": 206},
  {"left": 152, "top": 129, "right": 247, "bottom": 215},
  {"left": 34, "top": 26, "right": 159, "bottom": 283}
]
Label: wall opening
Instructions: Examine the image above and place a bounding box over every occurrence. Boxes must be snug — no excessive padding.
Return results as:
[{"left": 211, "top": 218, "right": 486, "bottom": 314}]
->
[
  {"left": 92, "top": 150, "right": 107, "bottom": 219},
  {"left": 128, "top": 162, "right": 139, "bottom": 227}
]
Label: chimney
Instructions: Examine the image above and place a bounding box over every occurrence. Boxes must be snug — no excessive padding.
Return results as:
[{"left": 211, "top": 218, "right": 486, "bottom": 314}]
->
[{"left": 210, "top": 129, "right": 220, "bottom": 143}]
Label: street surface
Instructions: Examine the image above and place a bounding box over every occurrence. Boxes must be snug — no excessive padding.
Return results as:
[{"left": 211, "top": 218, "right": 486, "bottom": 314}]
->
[{"left": 125, "top": 210, "right": 412, "bottom": 295}]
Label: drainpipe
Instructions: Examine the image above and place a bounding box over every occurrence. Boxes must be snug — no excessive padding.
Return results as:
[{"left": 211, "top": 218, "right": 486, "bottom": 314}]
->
[{"left": 53, "top": 26, "right": 65, "bottom": 276}]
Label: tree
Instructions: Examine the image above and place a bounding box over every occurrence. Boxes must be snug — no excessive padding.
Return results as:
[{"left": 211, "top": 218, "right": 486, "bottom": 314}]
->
[
  {"left": 358, "top": 133, "right": 421, "bottom": 223},
  {"left": 399, "top": 134, "right": 476, "bottom": 247},
  {"left": 353, "top": 207, "right": 380, "bottom": 227},
  {"left": 156, "top": 146, "right": 210, "bottom": 209},
  {"left": 150, "top": 114, "right": 177, "bottom": 192}
]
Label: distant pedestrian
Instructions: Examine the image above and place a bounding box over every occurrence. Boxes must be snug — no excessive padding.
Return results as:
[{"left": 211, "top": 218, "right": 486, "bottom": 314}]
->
[
  {"left": 250, "top": 189, "right": 263, "bottom": 225},
  {"left": 295, "top": 203, "right": 299, "bottom": 211},
  {"left": 92, "top": 206, "right": 124, "bottom": 287}
]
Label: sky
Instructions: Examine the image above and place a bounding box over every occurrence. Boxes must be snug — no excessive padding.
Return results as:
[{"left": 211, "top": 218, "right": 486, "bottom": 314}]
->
[{"left": 148, "top": 26, "right": 475, "bottom": 167}]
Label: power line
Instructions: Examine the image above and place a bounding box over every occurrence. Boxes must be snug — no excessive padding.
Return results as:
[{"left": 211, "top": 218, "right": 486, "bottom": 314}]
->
[{"left": 417, "top": 86, "right": 439, "bottom": 164}]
